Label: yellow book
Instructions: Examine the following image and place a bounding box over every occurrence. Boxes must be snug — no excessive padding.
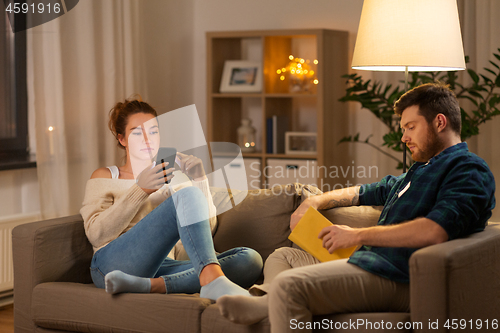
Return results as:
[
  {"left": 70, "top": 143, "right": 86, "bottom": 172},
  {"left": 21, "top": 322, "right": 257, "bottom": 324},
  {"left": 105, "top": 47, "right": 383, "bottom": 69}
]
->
[{"left": 288, "top": 206, "right": 357, "bottom": 262}]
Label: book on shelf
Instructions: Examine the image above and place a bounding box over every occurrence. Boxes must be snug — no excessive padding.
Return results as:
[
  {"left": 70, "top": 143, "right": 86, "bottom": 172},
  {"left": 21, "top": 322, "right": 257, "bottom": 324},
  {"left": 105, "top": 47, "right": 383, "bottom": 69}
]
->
[
  {"left": 266, "top": 116, "right": 289, "bottom": 154},
  {"left": 288, "top": 206, "right": 358, "bottom": 262},
  {"left": 266, "top": 118, "right": 273, "bottom": 153}
]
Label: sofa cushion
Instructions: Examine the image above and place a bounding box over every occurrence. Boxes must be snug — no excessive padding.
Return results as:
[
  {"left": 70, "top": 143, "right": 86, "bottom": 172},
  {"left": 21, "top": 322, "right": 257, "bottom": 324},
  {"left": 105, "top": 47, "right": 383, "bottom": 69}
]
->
[
  {"left": 212, "top": 184, "right": 303, "bottom": 263},
  {"left": 32, "top": 282, "right": 212, "bottom": 333},
  {"left": 212, "top": 184, "right": 382, "bottom": 263},
  {"left": 201, "top": 304, "right": 411, "bottom": 333},
  {"left": 322, "top": 206, "right": 383, "bottom": 229},
  {"left": 201, "top": 304, "right": 270, "bottom": 333}
]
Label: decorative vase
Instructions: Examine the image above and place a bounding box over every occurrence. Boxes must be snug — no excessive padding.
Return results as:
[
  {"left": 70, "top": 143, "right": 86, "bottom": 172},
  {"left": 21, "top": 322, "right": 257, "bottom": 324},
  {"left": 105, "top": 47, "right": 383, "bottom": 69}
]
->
[{"left": 237, "top": 118, "right": 256, "bottom": 153}]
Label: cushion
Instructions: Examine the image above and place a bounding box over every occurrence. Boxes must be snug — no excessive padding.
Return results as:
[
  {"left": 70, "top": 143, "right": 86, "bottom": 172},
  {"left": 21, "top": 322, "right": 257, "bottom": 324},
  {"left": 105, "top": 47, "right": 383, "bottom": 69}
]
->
[
  {"left": 32, "top": 282, "right": 212, "bottom": 333},
  {"left": 211, "top": 184, "right": 382, "bottom": 263},
  {"left": 322, "top": 206, "right": 383, "bottom": 229},
  {"left": 201, "top": 304, "right": 271, "bottom": 333},
  {"left": 201, "top": 304, "right": 410, "bottom": 333},
  {"left": 212, "top": 184, "right": 308, "bottom": 262}
]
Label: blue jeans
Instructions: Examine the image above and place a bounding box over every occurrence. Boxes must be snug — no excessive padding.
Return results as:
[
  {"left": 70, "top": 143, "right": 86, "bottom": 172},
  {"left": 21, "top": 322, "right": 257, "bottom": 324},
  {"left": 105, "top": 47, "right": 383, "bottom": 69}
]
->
[{"left": 90, "top": 186, "right": 263, "bottom": 293}]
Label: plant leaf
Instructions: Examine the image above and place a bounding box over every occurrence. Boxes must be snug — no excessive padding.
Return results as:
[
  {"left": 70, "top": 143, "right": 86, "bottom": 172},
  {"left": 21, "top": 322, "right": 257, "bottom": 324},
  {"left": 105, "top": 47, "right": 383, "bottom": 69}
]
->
[
  {"left": 338, "top": 135, "right": 352, "bottom": 144},
  {"left": 489, "top": 61, "right": 500, "bottom": 70},
  {"left": 458, "top": 95, "right": 479, "bottom": 106},
  {"left": 468, "top": 69, "right": 479, "bottom": 84},
  {"left": 468, "top": 90, "right": 484, "bottom": 99},
  {"left": 480, "top": 74, "right": 492, "bottom": 84},
  {"left": 485, "top": 68, "right": 497, "bottom": 77}
]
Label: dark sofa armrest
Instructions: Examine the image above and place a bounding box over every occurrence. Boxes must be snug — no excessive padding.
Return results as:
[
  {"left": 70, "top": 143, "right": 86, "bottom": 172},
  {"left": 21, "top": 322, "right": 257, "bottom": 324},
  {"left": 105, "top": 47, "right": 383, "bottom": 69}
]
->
[
  {"left": 12, "top": 214, "right": 93, "bottom": 333},
  {"left": 409, "top": 224, "right": 500, "bottom": 333}
]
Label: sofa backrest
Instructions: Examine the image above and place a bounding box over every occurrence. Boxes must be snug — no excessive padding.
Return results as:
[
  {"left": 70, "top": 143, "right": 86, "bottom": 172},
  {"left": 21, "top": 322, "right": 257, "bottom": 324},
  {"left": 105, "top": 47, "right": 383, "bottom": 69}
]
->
[{"left": 211, "top": 184, "right": 382, "bottom": 263}]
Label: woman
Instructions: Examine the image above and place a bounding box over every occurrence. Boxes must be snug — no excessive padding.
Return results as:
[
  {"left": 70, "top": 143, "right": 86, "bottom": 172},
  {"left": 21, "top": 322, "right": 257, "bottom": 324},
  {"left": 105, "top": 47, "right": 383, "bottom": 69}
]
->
[{"left": 80, "top": 98, "right": 262, "bottom": 300}]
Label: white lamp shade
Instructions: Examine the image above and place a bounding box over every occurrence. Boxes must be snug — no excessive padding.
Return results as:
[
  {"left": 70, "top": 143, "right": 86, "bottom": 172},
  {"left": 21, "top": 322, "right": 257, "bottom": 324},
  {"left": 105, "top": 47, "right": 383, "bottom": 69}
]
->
[{"left": 352, "top": 0, "right": 466, "bottom": 72}]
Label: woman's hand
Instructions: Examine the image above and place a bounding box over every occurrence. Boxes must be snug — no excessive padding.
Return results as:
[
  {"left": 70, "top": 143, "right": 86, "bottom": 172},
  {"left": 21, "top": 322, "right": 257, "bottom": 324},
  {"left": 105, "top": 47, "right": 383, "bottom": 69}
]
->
[
  {"left": 176, "top": 152, "right": 206, "bottom": 180},
  {"left": 290, "top": 196, "right": 319, "bottom": 231},
  {"left": 136, "top": 162, "right": 175, "bottom": 195}
]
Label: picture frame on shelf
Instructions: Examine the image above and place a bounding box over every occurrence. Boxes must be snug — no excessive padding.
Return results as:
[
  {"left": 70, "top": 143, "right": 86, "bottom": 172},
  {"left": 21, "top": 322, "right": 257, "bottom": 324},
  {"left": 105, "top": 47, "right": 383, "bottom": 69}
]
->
[
  {"left": 220, "top": 60, "right": 262, "bottom": 93},
  {"left": 285, "top": 132, "right": 317, "bottom": 155}
]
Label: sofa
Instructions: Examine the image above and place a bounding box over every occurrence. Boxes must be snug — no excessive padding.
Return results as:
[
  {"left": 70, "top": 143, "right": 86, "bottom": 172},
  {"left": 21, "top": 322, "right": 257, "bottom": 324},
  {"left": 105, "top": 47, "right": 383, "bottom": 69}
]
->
[{"left": 12, "top": 184, "right": 500, "bottom": 333}]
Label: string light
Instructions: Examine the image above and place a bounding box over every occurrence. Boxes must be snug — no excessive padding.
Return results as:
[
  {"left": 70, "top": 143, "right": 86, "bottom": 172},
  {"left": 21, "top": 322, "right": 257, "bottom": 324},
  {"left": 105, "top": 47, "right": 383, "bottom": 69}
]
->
[{"left": 276, "top": 55, "right": 319, "bottom": 89}]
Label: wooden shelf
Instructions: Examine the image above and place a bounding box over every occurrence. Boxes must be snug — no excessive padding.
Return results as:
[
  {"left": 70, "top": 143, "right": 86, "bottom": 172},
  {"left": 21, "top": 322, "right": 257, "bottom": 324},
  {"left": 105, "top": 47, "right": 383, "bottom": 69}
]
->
[
  {"left": 264, "top": 153, "right": 317, "bottom": 159},
  {"left": 264, "top": 93, "right": 317, "bottom": 98},
  {"left": 210, "top": 93, "right": 317, "bottom": 98},
  {"left": 212, "top": 93, "right": 262, "bottom": 98},
  {"left": 207, "top": 29, "right": 351, "bottom": 190},
  {"left": 241, "top": 152, "right": 264, "bottom": 158}
]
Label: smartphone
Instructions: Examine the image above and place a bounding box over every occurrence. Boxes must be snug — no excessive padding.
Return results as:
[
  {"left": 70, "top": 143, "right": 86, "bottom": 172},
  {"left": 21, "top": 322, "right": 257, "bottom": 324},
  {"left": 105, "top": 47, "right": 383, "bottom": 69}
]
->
[{"left": 155, "top": 147, "right": 177, "bottom": 184}]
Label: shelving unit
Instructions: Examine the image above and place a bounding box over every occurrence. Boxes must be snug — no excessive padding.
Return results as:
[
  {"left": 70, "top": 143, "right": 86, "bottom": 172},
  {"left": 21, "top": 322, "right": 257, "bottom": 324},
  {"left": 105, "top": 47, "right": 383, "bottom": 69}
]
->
[{"left": 207, "top": 29, "right": 351, "bottom": 191}]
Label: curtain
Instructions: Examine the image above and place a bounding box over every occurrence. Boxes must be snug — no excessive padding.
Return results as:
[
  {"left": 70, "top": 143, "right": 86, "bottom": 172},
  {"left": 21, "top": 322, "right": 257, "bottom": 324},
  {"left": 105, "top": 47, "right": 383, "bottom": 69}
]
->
[
  {"left": 362, "top": 0, "right": 500, "bottom": 220},
  {"left": 458, "top": 0, "right": 500, "bottom": 221},
  {"left": 28, "top": 0, "right": 147, "bottom": 218}
]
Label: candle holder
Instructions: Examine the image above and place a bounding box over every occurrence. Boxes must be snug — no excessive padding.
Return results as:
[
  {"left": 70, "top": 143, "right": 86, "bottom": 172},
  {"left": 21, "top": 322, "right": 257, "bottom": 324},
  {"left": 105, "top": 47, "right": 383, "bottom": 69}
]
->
[{"left": 237, "top": 118, "right": 256, "bottom": 153}]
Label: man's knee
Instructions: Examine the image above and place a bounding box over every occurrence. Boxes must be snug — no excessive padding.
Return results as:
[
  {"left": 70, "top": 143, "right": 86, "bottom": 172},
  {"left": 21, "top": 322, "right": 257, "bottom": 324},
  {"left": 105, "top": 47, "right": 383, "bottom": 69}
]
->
[
  {"left": 267, "top": 247, "right": 294, "bottom": 261},
  {"left": 270, "top": 268, "right": 304, "bottom": 294},
  {"left": 267, "top": 247, "right": 308, "bottom": 263},
  {"left": 266, "top": 247, "right": 318, "bottom": 268}
]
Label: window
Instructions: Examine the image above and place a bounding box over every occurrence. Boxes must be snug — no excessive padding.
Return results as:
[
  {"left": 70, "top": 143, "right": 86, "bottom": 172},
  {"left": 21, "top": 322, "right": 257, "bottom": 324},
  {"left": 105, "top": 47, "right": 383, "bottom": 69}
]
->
[{"left": 0, "top": 9, "right": 28, "bottom": 158}]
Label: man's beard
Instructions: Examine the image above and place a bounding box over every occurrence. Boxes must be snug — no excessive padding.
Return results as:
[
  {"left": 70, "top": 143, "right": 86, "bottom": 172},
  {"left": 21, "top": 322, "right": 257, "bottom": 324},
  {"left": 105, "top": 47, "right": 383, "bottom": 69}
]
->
[{"left": 410, "top": 127, "right": 444, "bottom": 162}]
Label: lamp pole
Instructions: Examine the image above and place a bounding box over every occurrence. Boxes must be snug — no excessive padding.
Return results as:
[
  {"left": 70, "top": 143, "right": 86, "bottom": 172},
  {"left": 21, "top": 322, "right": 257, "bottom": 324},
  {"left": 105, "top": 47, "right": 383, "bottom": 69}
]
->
[{"left": 402, "top": 66, "right": 409, "bottom": 173}]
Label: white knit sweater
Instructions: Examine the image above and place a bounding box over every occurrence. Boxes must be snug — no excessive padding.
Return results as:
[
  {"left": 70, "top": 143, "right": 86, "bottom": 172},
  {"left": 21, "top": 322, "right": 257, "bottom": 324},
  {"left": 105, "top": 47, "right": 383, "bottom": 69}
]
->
[{"left": 80, "top": 174, "right": 217, "bottom": 259}]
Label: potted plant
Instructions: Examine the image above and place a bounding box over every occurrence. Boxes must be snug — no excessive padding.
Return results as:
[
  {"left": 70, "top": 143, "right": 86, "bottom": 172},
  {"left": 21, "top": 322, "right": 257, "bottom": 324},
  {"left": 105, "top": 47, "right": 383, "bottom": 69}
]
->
[{"left": 339, "top": 49, "right": 500, "bottom": 170}]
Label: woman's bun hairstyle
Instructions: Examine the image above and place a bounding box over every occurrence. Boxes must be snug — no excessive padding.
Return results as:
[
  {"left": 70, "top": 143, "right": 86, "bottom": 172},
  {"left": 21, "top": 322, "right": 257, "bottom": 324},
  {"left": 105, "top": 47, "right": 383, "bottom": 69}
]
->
[{"left": 108, "top": 95, "right": 158, "bottom": 149}]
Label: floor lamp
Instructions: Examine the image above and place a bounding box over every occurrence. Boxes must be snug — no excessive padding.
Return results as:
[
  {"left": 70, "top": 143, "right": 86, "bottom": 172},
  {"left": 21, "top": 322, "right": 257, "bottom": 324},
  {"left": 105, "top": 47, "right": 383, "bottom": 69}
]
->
[{"left": 351, "top": 0, "right": 466, "bottom": 173}]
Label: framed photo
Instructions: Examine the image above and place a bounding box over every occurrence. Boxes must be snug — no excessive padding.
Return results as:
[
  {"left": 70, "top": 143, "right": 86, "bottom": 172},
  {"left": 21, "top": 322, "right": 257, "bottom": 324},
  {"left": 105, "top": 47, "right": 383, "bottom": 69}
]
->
[
  {"left": 285, "top": 132, "right": 317, "bottom": 155},
  {"left": 220, "top": 60, "right": 262, "bottom": 93}
]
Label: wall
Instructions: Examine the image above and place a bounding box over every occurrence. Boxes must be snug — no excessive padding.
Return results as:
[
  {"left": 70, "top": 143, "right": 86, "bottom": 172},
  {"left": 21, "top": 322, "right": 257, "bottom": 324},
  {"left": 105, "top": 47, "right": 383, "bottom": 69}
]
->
[
  {"left": 139, "top": 1, "right": 208, "bottom": 155},
  {"left": 3, "top": 1, "right": 497, "bottom": 220},
  {"left": 140, "top": 0, "right": 195, "bottom": 113},
  {"left": 192, "top": 0, "right": 398, "bottom": 186},
  {"left": 459, "top": 0, "right": 500, "bottom": 221},
  {"left": 0, "top": 0, "right": 195, "bottom": 220},
  {"left": 0, "top": 169, "right": 40, "bottom": 217},
  {"left": 192, "top": 0, "right": 499, "bottom": 221}
]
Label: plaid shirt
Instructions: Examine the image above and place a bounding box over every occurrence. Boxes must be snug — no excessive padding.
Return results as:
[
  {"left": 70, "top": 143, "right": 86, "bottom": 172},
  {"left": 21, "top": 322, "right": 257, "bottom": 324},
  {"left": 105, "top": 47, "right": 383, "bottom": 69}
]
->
[{"left": 348, "top": 142, "right": 496, "bottom": 283}]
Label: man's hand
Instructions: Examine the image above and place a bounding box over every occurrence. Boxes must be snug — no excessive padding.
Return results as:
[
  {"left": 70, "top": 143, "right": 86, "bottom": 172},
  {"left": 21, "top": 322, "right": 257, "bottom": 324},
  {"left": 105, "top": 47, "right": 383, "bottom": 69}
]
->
[
  {"left": 317, "top": 218, "right": 449, "bottom": 252},
  {"left": 318, "top": 225, "right": 360, "bottom": 254},
  {"left": 290, "top": 186, "right": 360, "bottom": 231},
  {"left": 290, "top": 197, "right": 319, "bottom": 231},
  {"left": 176, "top": 152, "right": 206, "bottom": 180}
]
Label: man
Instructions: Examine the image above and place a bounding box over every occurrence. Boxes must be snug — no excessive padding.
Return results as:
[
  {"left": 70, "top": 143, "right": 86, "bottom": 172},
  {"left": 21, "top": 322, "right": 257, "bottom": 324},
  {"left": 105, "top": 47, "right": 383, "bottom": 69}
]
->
[{"left": 218, "top": 83, "right": 496, "bottom": 332}]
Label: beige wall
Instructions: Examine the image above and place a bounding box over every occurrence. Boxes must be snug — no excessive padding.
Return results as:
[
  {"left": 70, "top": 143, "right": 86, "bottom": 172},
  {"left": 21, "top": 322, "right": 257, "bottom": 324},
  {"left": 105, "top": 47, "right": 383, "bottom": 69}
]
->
[
  {"left": 3, "top": 0, "right": 498, "bottom": 221},
  {"left": 0, "top": 169, "right": 40, "bottom": 217},
  {"left": 193, "top": 0, "right": 363, "bottom": 130},
  {"left": 192, "top": 0, "right": 499, "bottom": 221},
  {"left": 192, "top": 0, "right": 399, "bottom": 186},
  {"left": 139, "top": 0, "right": 195, "bottom": 113},
  {"left": 1, "top": 0, "right": 195, "bottom": 219}
]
